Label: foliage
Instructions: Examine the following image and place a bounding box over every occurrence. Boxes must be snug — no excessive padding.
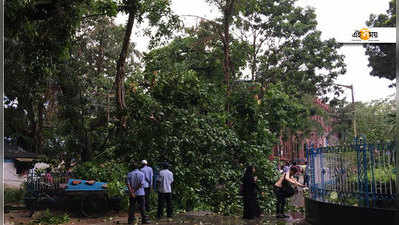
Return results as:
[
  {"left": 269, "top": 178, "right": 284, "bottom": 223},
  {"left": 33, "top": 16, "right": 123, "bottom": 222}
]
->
[
  {"left": 73, "top": 160, "right": 126, "bottom": 181},
  {"left": 346, "top": 165, "right": 396, "bottom": 184},
  {"left": 113, "top": 0, "right": 181, "bottom": 122},
  {"left": 31, "top": 209, "right": 70, "bottom": 225},
  {"left": 364, "top": 0, "right": 396, "bottom": 82},
  {"left": 355, "top": 99, "right": 396, "bottom": 143},
  {"left": 72, "top": 160, "right": 129, "bottom": 209},
  {"left": 236, "top": 0, "right": 346, "bottom": 98},
  {"left": 5, "top": 0, "right": 346, "bottom": 217},
  {"left": 4, "top": 187, "right": 25, "bottom": 204},
  {"left": 332, "top": 98, "right": 396, "bottom": 143},
  {"left": 72, "top": 160, "right": 128, "bottom": 191},
  {"left": 371, "top": 165, "right": 396, "bottom": 183},
  {"left": 101, "top": 65, "right": 283, "bottom": 214},
  {"left": 143, "top": 33, "right": 250, "bottom": 83},
  {"left": 118, "top": 0, "right": 181, "bottom": 48},
  {"left": 4, "top": 0, "right": 115, "bottom": 153},
  {"left": 52, "top": 16, "right": 140, "bottom": 162}
]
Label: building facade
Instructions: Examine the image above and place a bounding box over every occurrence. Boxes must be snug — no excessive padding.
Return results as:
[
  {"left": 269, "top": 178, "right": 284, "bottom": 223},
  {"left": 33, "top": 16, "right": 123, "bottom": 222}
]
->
[{"left": 271, "top": 98, "right": 339, "bottom": 164}]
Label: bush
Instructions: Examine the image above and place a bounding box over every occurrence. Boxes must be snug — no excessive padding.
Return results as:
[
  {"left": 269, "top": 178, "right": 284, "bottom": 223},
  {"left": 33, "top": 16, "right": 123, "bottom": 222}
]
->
[
  {"left": 5, "top": 187, "right": 25, "bottom": 204},
  {"left": 31, "top": 209, "right": 70, "bottom": 225},
  {"left": 73, "top": 160, "right": 129, "bottom": 210},
  {"left": 72, "top": 160, "right": 128, "bottom": 183}
]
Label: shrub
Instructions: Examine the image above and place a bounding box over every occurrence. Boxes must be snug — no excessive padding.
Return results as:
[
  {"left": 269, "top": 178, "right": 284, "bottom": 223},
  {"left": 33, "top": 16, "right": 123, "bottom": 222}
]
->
[
  {"left": 73, "top": 160, "right": 129, "bottom": 210},
  {"left": 31, "top": 209, "right": 70, "bottom": 225},
  {"left": 5, "top": 187, "right": 25, "bottom": 204},
  {"left": 72, "top": 160, "right": 128, "bottom": 183}
]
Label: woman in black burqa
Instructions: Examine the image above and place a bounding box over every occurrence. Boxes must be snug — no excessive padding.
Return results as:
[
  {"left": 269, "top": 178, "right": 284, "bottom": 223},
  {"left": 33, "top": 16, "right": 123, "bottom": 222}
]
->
[{"left": 242, "top": 165, "right": 262, "bottom": 219}]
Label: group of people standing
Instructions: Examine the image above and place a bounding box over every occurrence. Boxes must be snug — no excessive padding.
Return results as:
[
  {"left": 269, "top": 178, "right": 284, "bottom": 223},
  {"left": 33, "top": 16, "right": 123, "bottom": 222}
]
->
[
  {"left": 126, "top": 160, "right": 174, "bottom": 224},
  {"left": 127, "top": 160, "right": 307, "bottom": 224},
  {"left": 241, "top": 164, "right": 306, "bottom": 220}
]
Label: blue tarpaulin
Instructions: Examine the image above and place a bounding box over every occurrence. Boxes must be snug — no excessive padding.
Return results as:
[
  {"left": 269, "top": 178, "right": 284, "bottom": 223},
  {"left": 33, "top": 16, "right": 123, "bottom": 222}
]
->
[{"left": 65, "top": 179, "right": 107, "bottom": 192}]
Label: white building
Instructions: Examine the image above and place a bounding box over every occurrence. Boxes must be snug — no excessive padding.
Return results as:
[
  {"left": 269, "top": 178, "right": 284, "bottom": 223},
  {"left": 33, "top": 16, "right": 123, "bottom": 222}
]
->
[{"left": 4, "top": 143, "right": 46, "bottom": 188}]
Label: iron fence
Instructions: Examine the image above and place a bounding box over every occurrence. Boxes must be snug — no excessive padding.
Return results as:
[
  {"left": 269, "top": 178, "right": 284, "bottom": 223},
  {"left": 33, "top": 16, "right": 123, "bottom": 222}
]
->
[
  {"left": 26, "top": 170, "right": 70, "bottom": 194},
  {"left": 306, "top": 137, "right": 397, "bottom": 209}
]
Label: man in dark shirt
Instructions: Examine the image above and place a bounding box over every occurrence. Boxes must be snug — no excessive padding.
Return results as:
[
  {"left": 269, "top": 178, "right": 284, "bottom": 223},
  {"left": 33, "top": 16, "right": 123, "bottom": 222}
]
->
[{"left": 126, "top": 161, "right": 151, "bottom": 224}]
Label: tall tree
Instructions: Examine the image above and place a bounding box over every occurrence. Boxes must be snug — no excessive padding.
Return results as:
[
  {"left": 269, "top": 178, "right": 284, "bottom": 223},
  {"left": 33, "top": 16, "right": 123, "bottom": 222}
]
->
[
  {"left": 4, "top": 0, "right": 91, "bottom": 152},
  {"left": 55, "top": 17, "right": 141, "bottom": 162},
  {"left": 237, "top": 0, "right": 346, "bottom": 98},
  {"left": 4, "top": 0, "right": 120, "bottom": 154},
  {"left": 364, "top": 0, "right": 396, "bottom": 82},
  {"left": 142, "top": 29, "right": 250, "bottom": 84},
  {"left": 203, "top": 0, "right": 249, "bottom": 113},
  {"left": 331, "top": 98, "right": 396, "bottom": 143},
  {"left": 114, "top": 0, "right": 180, "bottom": 127}
]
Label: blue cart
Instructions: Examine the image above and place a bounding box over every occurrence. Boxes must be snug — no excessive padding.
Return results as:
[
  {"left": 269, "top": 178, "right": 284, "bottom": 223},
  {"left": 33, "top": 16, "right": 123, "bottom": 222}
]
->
[{"left": 25, "top": 173, "right": 118, "bottom": 217}]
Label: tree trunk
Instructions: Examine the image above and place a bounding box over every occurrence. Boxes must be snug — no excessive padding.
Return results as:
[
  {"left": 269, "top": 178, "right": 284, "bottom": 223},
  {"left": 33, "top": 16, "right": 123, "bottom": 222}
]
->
[
  {"left": 222, "top": 0, "right": 235, "bottom": 114},
  {"left": 26, "top": 101, "right": 39, "bottom": 153},
  {"left": 222, "top": 1, "right": 232, "bottom": 95},
  {"left": 79, "top": 89, "right": 91, "bottom": 162},
  {"left": 115, "top": 11, "right": 135, "bottom": 127},
  {"left": 36, "top": 101, "right": 44, "bottom": 153},
  {"left": 251, "top": 33, "right": 257, "bottom": 81}
]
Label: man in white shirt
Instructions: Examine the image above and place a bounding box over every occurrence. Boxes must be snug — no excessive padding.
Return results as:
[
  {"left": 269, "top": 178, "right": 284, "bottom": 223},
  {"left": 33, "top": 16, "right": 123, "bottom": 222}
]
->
[
  {"left": 156, "top": 162, "right": 174, "bottom": 219},
  {"left": 140, "top": 160, "right": 153, "bottom": 212}
]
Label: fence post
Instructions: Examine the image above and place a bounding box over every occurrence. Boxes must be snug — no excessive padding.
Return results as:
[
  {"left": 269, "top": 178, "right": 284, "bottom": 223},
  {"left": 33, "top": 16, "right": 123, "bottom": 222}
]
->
[
  {"left": 361, "top": 138, "right": 369, "bottom": 208},
  {"left": 368, "top": 143, "right": 376, "bottom": 208},
  {"left": 310, "top": 144, "right": 316, "bottom": 200},
  {"left": 320, "top": 147, "right": 325, "bottom": 202},
  {"left": 355, "top": 136, "right": 370, "bottom": 207},
  {"left": 355, "top": 137, "right": 362, "bottom": 206}
]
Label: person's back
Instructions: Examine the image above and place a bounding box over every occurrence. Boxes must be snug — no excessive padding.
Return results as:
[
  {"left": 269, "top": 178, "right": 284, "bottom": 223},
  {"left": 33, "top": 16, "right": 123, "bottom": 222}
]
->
[
  {"left": 158, "top": 169, "right": 173, "bottom": 193},
  {"left": 126, "top": 162, "right": 150, "bottom": 224},
  {"left": 140, "top": 161, "right": 154, "bottom": 212},
  {"left": 127, "top": 169, "right": 145, "bottom": 196},
  {"left": 157, "top": 164, "right": 174, "bottom": 219},
  {"left": 140, "top": 165, "right": 153, "bottom": 188}
]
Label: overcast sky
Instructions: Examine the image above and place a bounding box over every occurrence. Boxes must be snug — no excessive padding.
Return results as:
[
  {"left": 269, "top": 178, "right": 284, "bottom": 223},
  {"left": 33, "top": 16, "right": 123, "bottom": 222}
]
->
[
  {"left": 296, "top": 0, "right": 395, "bottom": 103},
  {"left": 116, "top": 0, "right": 396, "bottom": 103}
]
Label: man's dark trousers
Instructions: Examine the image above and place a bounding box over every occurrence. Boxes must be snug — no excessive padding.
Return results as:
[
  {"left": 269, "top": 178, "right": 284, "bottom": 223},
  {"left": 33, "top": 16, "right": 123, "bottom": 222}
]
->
[
  {"left": 144, "top": 188, "right": 151, "bottom": 212},
  {"left": 157, "top": 193, "right": 172, "bottom": 218},
  {"left": 128, "top": 196, "right": 147, "bottom": 223}
]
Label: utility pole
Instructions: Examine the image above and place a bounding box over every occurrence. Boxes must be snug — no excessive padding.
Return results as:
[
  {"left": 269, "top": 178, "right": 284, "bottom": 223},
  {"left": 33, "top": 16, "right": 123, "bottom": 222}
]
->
[{"left": 336, "top": 84, "right": 357, "bottom": 137}]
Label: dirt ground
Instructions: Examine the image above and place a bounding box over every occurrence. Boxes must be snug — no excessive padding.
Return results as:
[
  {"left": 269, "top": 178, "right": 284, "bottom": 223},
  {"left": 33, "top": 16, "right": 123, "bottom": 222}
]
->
[
  {"left": 5, "top": 188, "right": 307, "bottom": 225},
  {"left": 5, "top": 208, "right": 308, "bottom": 225}
]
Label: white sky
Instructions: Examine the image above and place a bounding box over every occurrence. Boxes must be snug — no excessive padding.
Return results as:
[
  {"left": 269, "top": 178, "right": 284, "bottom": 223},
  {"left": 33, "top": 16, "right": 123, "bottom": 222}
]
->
[{"left": 115, "top": 0, "right": 396, "bottom": 103}]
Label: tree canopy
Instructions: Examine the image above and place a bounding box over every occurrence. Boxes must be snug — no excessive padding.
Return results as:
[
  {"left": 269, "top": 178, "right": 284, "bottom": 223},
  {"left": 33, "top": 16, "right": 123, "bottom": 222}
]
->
[
  {"left": 364, "top": 0, "right": 396, "bottom": 82},
  {"left": 5, "top": 0, "right": 347, "bottom": 214}
]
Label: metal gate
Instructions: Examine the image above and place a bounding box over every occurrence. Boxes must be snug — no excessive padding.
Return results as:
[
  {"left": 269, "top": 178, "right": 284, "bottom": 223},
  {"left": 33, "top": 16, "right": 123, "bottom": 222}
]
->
[{"left": 306, "top": 137, "right": 397, "bottom": 209}]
